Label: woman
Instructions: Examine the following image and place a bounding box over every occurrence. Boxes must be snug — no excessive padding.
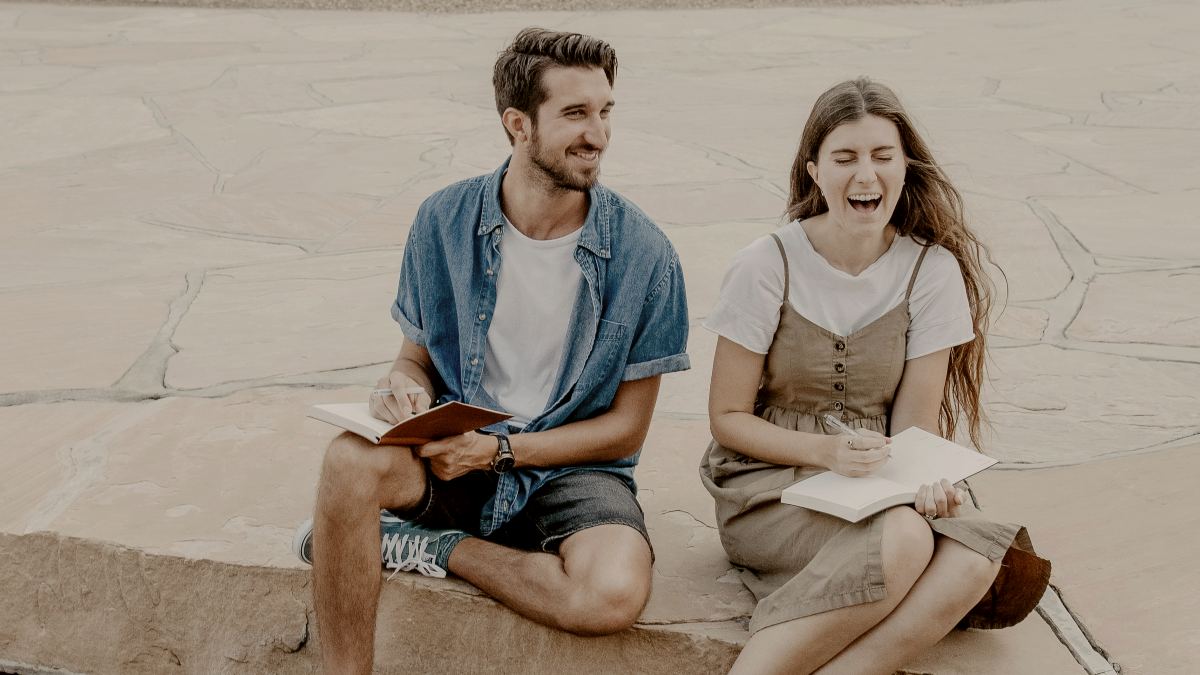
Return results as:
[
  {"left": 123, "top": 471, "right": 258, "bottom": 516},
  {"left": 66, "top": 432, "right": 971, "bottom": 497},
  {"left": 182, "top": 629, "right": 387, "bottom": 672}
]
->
[{"left": 700, "top": 78, "right": 1050, "bottom": 675}]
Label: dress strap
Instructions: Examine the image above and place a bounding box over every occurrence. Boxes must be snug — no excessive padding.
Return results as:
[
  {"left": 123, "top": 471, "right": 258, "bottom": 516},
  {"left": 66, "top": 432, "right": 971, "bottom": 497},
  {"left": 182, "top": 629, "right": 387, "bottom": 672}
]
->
[
  {"left": 904, "top": 245, "right": 931, "bottom": 301},
  {"left": 769, "top": 233, "right": 791, "bottom": 304}
]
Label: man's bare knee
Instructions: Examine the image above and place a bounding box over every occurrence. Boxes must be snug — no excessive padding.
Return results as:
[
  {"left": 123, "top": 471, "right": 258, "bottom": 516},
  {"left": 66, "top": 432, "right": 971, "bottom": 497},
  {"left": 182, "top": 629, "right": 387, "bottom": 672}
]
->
[
  {"left": 319, "top": 433, "right": 425, "bottom": 510},
  {"left": 558, "top": 569, "right": 649, "bottom": 636}
]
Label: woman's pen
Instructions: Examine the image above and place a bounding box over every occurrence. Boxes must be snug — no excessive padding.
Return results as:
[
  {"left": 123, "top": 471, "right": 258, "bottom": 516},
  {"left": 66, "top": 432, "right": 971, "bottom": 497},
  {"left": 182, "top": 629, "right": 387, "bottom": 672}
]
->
[{"left": 822, "top": 413, "right": 860, "bottom": 437}]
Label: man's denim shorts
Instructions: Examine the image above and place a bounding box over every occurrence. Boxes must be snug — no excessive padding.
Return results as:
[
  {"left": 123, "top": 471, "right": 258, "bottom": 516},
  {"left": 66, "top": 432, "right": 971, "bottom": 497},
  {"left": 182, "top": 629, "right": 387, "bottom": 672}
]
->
[{"left": 390, "top": 469, "right": 652, "bottom": 556}]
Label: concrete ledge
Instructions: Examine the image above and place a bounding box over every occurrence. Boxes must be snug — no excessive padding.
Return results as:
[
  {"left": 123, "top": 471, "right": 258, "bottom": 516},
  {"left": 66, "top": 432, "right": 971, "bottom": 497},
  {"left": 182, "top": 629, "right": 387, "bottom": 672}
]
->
[{"left": 0, "top": 532, "right": 744, "bottom": 674}]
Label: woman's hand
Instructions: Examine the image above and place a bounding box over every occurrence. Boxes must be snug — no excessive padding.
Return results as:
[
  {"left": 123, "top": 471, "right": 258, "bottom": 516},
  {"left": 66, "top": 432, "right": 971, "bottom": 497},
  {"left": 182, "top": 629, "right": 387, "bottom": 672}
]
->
[
  {"left": 915, "top": 478, "right": 967, "bottom": 519},
  {"left": 825, "top": 428, "right": 891, "bottom": 477}
]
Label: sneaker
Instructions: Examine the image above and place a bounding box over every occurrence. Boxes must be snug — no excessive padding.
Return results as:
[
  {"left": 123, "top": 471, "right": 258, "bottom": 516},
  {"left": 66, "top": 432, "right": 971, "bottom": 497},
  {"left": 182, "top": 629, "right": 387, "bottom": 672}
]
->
[
  {"left": 290, "top": 512, "right": 468, "bottom": 580},
  {"left": 292, "top": 517, "right": 315, "bottom": 565},
  {"left": 379, "top": 512, "right": 468, "bottom": 580}
]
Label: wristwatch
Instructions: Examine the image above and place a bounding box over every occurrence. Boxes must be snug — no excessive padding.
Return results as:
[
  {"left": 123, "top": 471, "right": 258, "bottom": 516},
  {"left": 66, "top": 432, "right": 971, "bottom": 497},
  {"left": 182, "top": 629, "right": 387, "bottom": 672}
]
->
[{"left": 491, "top": 433, "right": 515, "bottom": 474}]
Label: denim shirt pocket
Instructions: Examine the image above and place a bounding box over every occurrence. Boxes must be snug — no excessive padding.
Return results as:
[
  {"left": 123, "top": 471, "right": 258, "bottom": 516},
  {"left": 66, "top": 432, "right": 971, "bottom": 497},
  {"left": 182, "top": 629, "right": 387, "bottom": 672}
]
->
[{"left": 572, "top": 319, "right": 627, "bottom": 389}]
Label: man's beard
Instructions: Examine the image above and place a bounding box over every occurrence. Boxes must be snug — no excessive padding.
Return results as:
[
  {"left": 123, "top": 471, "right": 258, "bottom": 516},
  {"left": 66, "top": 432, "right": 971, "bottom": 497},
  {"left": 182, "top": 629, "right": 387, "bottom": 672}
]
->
[{"left": 529, "top": 129, "right": 601, "bottom": 193}]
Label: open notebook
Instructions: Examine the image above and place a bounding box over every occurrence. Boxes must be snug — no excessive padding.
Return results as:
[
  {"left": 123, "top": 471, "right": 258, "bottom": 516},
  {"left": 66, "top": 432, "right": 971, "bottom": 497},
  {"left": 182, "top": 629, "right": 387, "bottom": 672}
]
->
[
  {"left": 307, "top": 401, "right": 511, "bottom": 445},
  {"left": 781, "top": 426, "right": 997, "bottom": 522}
]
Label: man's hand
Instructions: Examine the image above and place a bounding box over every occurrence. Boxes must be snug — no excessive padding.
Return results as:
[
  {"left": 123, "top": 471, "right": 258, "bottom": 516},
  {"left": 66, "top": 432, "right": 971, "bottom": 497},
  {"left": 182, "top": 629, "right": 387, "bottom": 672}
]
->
[
  {"left": 370, "top": 371, "right": 433, "bottom": 423},
  {"left": 824, "top": 428, "right": 891, "bottom": 477},
  {"left": 418, "top": 432, "right": 499, "bottom": 481}
]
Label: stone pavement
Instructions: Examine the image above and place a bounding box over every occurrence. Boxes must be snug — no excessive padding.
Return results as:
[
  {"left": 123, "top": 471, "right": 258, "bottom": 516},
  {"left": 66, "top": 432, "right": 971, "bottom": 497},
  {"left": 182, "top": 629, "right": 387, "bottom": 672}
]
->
[{"left": 0, "top": 0, "right": 1196, "bottom": 672}]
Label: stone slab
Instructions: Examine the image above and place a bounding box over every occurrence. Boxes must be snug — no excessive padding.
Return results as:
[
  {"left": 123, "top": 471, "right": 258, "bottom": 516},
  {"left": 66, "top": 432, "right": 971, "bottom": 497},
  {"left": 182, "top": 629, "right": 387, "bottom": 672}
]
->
[
  {"left": 1037, "top": 193, "right": 1200, "bottom": 261},
  {"left": 0, "top": 94, "right": 167, "bottom": 170},
  {"left": 967, "top": 194, "right": 1073, "bottom": 303},
  {"left": 140, "top": 192, "right": 380, "bottom": 246},
  {"left": 0, "top": 277, "right": 183, "bottom": 393},
  {"left": 619, "top": 182, "right": 783, "bottom": 227},
  {"left": 0, "top": 218, "right": 296, "bottom": 291},
  {"left": 1067, "top": 269, "right": 1200, "bottom": 347},
  {"left": 970, "top": 443, "right": 1200, "bottom": 675},
  {"left": 990, "top": 305, "right": 1049, "bottom": 342},
  {"left": 166, "top": 252, "right": 403, "bottom": 390},
  {"left": 0, "top": 135, "right": 219, "bottom": 228},
  {"left": 983, "top": 344, "right": 1200, "bottom": 465},
  {"left": 219, "top": 133, "right": 433, "bottom": 197},
  {"left": 1017, "top": 127, "right": 1200, "bottom": 194}
]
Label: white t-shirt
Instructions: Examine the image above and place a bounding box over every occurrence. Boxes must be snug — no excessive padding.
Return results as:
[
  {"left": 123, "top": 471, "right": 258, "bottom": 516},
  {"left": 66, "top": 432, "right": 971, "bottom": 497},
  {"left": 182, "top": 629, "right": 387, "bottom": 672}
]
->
[
  {"left": 481, "top": 219, "right": 583, "bottom": 426},
  {"left": 703, "top": 220, "right": 974, "bottom": 359}
]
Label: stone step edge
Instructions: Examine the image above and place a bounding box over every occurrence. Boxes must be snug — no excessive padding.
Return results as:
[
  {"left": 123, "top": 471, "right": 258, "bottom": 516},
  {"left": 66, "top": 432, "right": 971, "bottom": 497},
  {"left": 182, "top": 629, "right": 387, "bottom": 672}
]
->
[{"left": 0, "top": 531, "right": 749, "bottom": 674}]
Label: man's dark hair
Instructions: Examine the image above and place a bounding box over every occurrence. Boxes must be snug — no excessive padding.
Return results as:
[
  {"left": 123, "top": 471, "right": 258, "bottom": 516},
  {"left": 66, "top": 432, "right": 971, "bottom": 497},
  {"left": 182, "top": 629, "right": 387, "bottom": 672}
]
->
[{"left": 493, "top": 28, "right": 618, "bottom": 144}]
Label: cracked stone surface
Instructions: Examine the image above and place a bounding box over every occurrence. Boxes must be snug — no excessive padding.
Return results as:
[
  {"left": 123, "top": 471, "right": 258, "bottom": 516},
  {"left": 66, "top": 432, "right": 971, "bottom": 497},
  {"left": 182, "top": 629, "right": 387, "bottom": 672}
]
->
[{"left": 2, "top": 0, "right": 1198, "bottom": 673}]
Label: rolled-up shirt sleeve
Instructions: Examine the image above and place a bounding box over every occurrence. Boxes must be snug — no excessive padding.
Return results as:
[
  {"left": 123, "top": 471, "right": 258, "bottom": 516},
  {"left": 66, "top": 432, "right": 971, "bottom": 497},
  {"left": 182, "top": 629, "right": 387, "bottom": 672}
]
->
[
  {"left": 702, "top": 236, "right": 785, "bottom": 354},
  {"left": 622, "top": 251, "right": 691, "bottom": 381},
  {"left": 390, "top": 205, "right": 428, "bottom": 346}
]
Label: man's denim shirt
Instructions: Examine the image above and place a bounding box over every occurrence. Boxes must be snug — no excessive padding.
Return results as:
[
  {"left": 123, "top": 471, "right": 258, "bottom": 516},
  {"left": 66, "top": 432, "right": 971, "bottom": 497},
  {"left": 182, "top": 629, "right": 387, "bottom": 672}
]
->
[{"left": 391, "top": 159, "right": 690, "bottom": 536}]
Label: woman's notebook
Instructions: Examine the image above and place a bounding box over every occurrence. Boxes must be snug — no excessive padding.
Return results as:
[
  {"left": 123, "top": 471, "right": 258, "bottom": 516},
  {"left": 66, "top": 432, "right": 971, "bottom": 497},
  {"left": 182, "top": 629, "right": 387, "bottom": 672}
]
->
[{"left": 780, "top": 426, "right": 997, "bottom": 522}]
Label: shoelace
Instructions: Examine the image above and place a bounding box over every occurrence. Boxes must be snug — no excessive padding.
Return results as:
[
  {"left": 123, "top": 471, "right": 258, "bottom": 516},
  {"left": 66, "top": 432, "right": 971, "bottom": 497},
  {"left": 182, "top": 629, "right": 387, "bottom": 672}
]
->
[{"left": 382, "top": 532, "right": 447, "bottom": 580}]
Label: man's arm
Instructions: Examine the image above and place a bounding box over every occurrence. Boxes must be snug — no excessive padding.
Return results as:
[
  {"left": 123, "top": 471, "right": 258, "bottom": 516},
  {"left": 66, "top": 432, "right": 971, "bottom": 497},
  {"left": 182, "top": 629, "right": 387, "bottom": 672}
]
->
[
  {"left": 510, "top": 375, "right": 660, "bottom": 467},
  {"left": 417, "top": 376, "right": 661, "bottom": 481}
]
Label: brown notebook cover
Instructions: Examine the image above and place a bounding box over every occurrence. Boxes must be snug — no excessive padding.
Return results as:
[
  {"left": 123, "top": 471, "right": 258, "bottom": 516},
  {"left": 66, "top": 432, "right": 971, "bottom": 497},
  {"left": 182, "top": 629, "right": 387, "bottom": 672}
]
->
[{"left": 307, "top": 401, "right": 512, "bottom": 445}]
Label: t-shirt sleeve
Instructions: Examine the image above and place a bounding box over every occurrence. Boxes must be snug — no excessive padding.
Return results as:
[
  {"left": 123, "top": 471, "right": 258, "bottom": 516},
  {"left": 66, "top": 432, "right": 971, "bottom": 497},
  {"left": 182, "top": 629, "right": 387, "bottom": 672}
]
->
[
  {"left": 905, "top": 247, "right": 976, "bottom": 360},
  {"left": 389, "top": 204, "right": 429, "bottom": 346},
  {"left": 701, "top": 236, "right": 785, "bottom": 354},
  {"left": 622, "top": 250, "right": 691, "bottom": 381}
]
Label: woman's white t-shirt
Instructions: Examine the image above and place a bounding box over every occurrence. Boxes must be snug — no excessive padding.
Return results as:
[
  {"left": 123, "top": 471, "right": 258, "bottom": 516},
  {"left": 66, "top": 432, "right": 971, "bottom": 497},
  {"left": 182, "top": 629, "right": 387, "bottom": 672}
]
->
[{"left": 703, "top": 220, "right": 975, "bottom": 359}]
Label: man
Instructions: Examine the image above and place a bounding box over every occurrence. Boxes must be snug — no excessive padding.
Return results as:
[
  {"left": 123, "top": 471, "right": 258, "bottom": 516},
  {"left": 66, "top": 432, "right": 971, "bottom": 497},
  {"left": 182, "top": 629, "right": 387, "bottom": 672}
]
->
[{"left": 292, "top": 28, "right": 690, "bottom": 672}]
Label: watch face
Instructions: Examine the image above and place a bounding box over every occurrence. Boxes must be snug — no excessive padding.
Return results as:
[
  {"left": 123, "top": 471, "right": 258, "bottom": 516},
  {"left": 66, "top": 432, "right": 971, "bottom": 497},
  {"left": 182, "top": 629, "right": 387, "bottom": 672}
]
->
[{"left": 493, "top": 456, "right": 515, "bottom": 474}]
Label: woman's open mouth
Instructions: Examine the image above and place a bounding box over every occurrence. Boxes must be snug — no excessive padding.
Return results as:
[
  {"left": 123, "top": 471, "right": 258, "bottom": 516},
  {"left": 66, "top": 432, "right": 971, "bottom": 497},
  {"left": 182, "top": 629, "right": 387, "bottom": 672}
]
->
[{"left": 847, "top": 193, "right": 882, "bottom": 213}]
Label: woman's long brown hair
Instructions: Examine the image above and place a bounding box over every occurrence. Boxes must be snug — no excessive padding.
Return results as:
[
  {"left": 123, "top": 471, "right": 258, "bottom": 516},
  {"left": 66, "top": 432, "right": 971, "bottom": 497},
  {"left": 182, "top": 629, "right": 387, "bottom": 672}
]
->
[{"left": 786, "top": 78, "right": 998, "bottom": 449}]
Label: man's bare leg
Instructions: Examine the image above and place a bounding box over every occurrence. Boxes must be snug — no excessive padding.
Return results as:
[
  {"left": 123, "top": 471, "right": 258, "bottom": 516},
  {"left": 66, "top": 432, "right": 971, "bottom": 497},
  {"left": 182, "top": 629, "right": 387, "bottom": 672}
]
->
[
  {"left": 448, "top": 524, "right": 653, "bottom": 635},
  {"left": 312, "top": 433, "right": 427, "bottom": 675}
]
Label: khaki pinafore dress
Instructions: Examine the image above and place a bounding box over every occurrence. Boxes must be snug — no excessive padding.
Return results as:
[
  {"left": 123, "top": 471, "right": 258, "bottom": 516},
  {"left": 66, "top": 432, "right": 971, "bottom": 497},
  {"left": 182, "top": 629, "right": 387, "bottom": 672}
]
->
[{"left": 700, "top": 234, "right": 1049, "bottom": 634}]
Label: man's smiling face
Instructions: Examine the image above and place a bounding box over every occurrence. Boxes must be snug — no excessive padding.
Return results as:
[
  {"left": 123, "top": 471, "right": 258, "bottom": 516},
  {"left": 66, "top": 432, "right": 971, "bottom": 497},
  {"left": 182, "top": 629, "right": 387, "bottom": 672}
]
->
[{"left": 525, "top": 66, "right": 614, "bottom": 192}]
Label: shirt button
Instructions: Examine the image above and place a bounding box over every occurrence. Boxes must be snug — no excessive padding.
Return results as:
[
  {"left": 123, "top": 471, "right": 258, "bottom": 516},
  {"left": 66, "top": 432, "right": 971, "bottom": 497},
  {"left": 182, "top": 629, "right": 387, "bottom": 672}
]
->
[
  {"left": 835, "top": 341, "right": 846, "bottom": 351},
  {"left": 470, "top": 357, "right": 479, "bottom": 366},
  {"left": 478, "top": 313, "right": 487, "bottom": 321},
  {"left": 486, "top": 268, "right": 494, "bottom": 276},
  {"left": 833, "top": 401, "right": 844, "bottom": 411},
  {"left": 834, "top": 382, "right": 845, "bottom": 391},
  {"left": 834, "top": 362, "right": 845, "bottom": 373}
]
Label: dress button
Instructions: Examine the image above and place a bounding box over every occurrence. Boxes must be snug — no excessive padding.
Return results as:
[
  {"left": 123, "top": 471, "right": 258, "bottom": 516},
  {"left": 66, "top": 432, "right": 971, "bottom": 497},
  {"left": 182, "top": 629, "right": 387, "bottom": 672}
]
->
[
  {"left": 834, "top": 382, "right": 845, "bottom": 391},
  {"left": 833, "top": 401, "right": 844, "bottom": 411},
  {"left": 834, "top": 362, "right": 845, "bottom": 373},
  {"left": 835, "top": 341, "right": 846, "bottom": 351}
]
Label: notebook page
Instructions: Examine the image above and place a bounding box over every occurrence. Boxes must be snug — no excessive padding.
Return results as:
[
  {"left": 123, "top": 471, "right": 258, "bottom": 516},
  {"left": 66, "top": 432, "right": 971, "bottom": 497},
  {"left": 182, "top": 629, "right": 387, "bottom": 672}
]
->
[{"left": 874, "top": 426, "right": 996, "bottom": 491}]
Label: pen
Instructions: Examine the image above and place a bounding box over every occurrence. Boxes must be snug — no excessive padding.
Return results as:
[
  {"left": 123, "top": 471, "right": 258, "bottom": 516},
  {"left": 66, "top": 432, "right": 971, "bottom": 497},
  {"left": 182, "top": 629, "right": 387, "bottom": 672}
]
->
[
  {"left": 372, "top": 387, "right": 427, "bottom": 397},
  {"left": 823, "top": 413, "right": 860, "bottom": 437}
]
